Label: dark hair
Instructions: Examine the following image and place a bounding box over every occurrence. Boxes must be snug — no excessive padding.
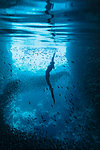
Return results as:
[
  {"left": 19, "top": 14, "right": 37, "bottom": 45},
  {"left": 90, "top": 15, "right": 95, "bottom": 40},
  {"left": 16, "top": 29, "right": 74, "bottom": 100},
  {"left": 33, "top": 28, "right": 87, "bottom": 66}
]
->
[{"left": 50, "top": 61, "right": 54, "bottom": 65}]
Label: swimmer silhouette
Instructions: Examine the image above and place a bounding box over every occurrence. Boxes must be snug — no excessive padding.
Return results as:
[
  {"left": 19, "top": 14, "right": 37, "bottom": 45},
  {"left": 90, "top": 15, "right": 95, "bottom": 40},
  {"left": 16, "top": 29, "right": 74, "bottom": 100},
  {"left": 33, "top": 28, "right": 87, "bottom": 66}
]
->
[{"left": 46, "top": 53, "right": 56, "bottom": 103}]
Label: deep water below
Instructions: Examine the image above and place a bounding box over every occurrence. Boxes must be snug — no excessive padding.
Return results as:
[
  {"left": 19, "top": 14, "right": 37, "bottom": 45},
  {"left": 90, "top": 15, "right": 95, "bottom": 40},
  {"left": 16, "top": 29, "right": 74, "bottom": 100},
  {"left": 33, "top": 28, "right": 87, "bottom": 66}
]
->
[{"left": 0, "top": 0, "right": 100, "bottom": 150}]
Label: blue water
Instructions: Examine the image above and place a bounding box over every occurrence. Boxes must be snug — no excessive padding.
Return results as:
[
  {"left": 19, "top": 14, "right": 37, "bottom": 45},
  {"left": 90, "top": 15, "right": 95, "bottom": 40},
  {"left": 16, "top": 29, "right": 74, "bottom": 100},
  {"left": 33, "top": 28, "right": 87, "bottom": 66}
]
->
[{"left": 0, "top": 0, "right": 100, "bottom": 149}]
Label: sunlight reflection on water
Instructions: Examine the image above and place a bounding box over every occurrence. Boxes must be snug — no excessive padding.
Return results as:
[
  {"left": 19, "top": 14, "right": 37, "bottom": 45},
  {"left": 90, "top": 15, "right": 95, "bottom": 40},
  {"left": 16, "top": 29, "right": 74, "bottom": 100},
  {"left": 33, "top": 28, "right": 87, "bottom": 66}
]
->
[{"left": 10, "top": 45, "right": 67, "bottom": 73}]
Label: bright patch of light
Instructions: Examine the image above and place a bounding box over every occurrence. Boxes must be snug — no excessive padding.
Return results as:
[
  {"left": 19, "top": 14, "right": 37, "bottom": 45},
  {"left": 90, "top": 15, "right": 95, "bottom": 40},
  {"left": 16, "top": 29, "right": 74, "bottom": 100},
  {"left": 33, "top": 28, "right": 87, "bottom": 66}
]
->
[{"left": 10, "top": 46, "right": 67, "bottom": 73}]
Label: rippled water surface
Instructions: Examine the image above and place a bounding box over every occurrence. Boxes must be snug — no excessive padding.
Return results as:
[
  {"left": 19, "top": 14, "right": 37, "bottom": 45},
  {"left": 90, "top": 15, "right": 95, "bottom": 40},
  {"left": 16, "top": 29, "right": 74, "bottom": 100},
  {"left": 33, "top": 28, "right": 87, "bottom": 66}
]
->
[{"left": 0, "top": 0, "right": 100, "bottom": 150}]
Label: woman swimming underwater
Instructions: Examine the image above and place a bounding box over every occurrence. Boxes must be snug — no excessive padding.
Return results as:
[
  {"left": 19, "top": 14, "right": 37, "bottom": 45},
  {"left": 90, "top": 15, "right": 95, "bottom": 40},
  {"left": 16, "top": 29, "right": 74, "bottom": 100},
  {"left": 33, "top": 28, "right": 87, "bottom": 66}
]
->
[{"left": 46, "top": 53, "right": 56, "bottom": 103}]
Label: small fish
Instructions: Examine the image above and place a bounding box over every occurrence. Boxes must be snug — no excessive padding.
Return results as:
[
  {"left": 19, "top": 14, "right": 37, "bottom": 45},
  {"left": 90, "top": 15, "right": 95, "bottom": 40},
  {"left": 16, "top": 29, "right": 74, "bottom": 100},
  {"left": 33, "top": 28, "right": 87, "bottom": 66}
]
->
[
  {"left": 65, "top": 120, "right": 68, "bottom": 124},
  {"left": 8, "top": 63, "right": 11, "bottom": 66},
  {"left": 57, "top": 85, "right": 60, "bottom": 88},
  {"left": 46, "top": 87, "right": 48, "bottom": 90},
  {"left": 43, "top": 119, "right": 46, "bottom": 122},
  {"left": 63, "top": 65, "right": 66, "bottom": 67},
  {"left": 69, "top": 99, "right": 72, "bottom": 103},
  {"left": 73, "top": 116, "right": 77, "bottom": 119},
  {"left": 70, "top": 110, "right": 73, "bottom": 113},
  {"left": 66, "top": 87, "right": 69, "bottom": 90},
  {"left": 71, "top": 61, "right": 75, "bottom": 63},
  {"left": 78, "top": 124, "right": 81, "bottom": 127},
  {"left": 57, "top": 112, "right": 60, "bottom": 115}
]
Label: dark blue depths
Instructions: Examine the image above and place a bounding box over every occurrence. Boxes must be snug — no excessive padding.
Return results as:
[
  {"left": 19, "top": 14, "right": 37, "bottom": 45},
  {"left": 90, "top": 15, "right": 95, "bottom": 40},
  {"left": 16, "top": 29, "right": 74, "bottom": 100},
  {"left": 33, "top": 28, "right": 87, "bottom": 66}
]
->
[{"left": 0, "top": 0, "right": 100, "bottom": 150}]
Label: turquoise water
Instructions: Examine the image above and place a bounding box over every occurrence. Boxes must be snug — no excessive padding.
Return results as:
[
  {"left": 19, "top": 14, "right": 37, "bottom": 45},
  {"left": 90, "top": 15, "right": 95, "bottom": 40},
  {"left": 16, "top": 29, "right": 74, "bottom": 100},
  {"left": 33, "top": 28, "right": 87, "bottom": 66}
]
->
[{"left": 0, "top": 0, "right": 100, "bottom": 149}]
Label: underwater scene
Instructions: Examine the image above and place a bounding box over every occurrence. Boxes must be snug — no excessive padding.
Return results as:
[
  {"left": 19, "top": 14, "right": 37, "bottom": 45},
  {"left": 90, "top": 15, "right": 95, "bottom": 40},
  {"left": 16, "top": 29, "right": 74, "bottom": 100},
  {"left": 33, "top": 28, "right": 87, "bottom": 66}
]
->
[{"left": 0, "top": 0, "right": 100, "bottom": 149}]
